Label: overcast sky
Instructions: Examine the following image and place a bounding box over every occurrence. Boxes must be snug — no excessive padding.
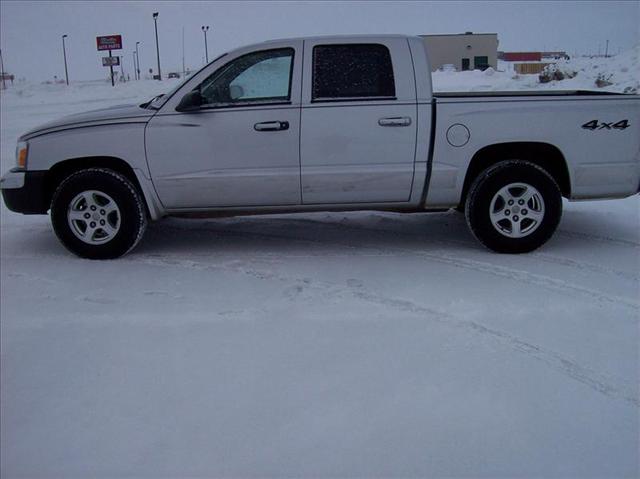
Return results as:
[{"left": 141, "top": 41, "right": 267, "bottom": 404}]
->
[{"left": 1, "top": 0, "right": 638, "bottom": 81}]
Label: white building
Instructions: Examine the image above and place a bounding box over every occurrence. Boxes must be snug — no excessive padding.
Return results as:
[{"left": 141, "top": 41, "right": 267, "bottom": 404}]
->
[{"left": 420, "top": 32, "right": 499, "bottom": 72}]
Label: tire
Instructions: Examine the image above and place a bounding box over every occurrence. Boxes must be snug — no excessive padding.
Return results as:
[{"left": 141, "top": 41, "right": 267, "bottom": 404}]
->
[
  {"left": 465, "top": 160, "right": 562, "bottom": 253},
  {"left": 51, "top": 168, "right": 147, "bottom": 259}
]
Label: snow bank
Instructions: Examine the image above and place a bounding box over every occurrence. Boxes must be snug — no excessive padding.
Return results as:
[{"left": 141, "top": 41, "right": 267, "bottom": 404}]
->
[
  {"left": 433, "top": 44, "right": 640, "bottom": 93},
  {"left": 0, "top": 78, "right": 182, "bottom": 108}
]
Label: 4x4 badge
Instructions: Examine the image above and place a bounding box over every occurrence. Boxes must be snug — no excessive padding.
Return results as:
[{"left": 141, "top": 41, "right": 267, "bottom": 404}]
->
[{"left": 582, "top": 119, "right": 630, "bottom": 130}]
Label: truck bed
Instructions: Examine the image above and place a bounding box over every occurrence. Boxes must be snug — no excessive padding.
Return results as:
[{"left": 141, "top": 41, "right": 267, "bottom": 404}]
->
[{"left": 434, "top": 90, "right": 628, "bottom": 98}]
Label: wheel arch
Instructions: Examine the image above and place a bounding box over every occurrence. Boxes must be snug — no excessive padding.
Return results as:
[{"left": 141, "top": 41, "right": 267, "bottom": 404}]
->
[
  {"left": 460, "top": 142, "right": 571, "bottom": 207},
  {"left": 43, "top": 156, "right": 160, "bottom": 218}
]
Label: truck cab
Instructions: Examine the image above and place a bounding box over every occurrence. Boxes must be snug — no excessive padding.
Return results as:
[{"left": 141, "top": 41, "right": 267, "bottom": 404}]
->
[{"left": 146, "top": 35, "right": 431, "bottom": 210}]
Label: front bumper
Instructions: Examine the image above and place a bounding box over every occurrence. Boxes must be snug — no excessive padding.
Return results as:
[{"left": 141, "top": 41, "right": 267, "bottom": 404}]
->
[{"left": 1, "top": 169, "right": 48, "bottom": 214}]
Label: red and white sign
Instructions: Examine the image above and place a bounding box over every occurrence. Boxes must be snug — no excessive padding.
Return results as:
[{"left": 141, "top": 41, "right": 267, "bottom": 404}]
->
[{"left": 96, "top": 35, "right": 122, "bottom": 51}]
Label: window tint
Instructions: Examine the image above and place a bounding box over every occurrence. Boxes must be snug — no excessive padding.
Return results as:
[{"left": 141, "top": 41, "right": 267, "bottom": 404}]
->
[
  {"left": 312, "top": 44, "right": 396, "bottom": 101},
  {"left": 199, "top": 48, "right": 294, "bottom": 105}
]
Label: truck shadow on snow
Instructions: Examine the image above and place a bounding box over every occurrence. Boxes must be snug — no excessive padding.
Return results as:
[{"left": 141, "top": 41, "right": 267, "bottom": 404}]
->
[
  {"left": 132, "top": 208, "right": 638, "bottom": 257},
  {"left": 135, "top": 210, "right": 479, "bottom": 256},
  {"left": 5, "top": 208, "right": 635, "bottom": 258}
]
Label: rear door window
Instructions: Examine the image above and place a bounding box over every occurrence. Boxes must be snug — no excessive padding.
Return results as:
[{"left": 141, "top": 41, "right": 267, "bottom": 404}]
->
[{"left": 312, "top": 44, "right": 396, "bottom": 101}]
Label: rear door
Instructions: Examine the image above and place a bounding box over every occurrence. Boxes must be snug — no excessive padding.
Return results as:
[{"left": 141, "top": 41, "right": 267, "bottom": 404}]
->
[{"left": 300, "top": 38, "right": 417, "bottom": 204}]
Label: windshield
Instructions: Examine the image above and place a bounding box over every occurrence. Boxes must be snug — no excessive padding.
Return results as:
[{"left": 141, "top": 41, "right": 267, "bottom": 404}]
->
[{"left": 142, "top": 53, "right": 229, "bottom": 109}]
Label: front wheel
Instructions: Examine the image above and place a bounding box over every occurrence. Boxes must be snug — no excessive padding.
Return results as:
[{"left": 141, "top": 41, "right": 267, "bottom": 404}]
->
[
  {"left": 465, "top": 161, "right": 562, "bottom": 253},
  {"left": 51, "top": 168, "right": 147, "bottom": 259}
]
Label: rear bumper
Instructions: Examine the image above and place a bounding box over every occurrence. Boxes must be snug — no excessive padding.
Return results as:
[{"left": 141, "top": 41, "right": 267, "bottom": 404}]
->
[{"left": 1, "top": 169, "right": 48, "bottom": 214}]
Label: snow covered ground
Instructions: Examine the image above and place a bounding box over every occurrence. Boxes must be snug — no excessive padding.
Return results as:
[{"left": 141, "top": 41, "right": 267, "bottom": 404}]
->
[{"left": 1, "top": 61, "right": 639, "bottom": 477}]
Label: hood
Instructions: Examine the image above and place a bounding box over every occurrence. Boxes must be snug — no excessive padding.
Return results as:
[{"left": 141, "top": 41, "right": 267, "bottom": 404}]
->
[{"left": 21, "top": 103, "right": 156, "bottom": 140}]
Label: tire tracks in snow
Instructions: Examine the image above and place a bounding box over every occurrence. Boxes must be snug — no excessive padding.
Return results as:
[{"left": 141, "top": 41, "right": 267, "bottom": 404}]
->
[
  {"left": 293, "top": 214, "right": 640, "bottom": 282},
  {"left": 126, "top": 252, "right": 640, "bottom": 407},
  {"left": 558, "top": 229, "right": 640, "bottom": 248},
  {"left": 414, "top": 251, "right": 639, "bottom": 311},
  {"left": 180, "top": 218, "right": 639, "bottom": 312},
  {"left": 531, "top": 252, "right": 639, "bottom": 282}
]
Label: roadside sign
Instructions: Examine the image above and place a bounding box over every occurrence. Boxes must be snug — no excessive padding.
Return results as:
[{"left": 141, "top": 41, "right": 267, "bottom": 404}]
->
[
  {"left": 102, "top": 56, "right": 120, "bottom": 67},
  {"left": 96, "top": 35, "right": 122, "bottom": 51},
  {"left": 97, "top": 35, "right": 123, "bottom": 87}
]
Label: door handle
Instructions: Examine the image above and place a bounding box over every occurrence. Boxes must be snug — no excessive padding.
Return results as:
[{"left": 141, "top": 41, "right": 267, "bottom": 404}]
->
[
  {"left": 254, "top": 121, "right": 289, "bottom": 131},
  {"left": 378, "top": 117, "right": 412, "bottom": 127}
]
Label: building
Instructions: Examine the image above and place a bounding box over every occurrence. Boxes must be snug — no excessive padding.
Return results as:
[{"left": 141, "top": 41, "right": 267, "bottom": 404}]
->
[
  {"left": 541, "top": 51, "right": 569, "bottom": 60},
  {"left": 420, "top": 32, "right": 498, "bottom": 71},
  {"left": 513, "top": 63, "right": 550, "bottom": 75},
  {"left": 497, "top": 50, "right": 568, "bottom": 75},
  {"left": 498, "top": 51, "right": 569, "bottom": 62},
  {"left": 499, "top": 51, "right": 542, "bottom": 62}
]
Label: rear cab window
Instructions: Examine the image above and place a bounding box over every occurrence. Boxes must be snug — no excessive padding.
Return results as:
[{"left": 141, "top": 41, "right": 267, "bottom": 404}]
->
[{"left": 312, "top": 44, "right": 396, "bottom": 102}]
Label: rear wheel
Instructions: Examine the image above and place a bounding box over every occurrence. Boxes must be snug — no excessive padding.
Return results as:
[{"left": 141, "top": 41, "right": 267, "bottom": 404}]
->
[
  {"left": 465, "top": 161, "right": 562, "bottom": 253},
  {"left": 51, "top": 168, "right": 147, "bottom": 259}
]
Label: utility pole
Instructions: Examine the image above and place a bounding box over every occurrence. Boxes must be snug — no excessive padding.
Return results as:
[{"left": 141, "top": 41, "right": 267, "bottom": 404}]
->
[
  {"left": 0, "top": 48, "right": 6, "bottom": 90},
  {"left": 62, "top": 34, "right": 69, "bottom": 85},
  {"left": 135, "top": 41, "right": 140, "bottom": 80},
  {"left": 202, "top": 25, "right": 209, "bottom": 63},
  {"left": 132, "top": 52, "right": 137, "bottom": 81},
  {"left": 153, "top": 12, "right": 161, "bottom": 80},
  {"left": 108, "top": 50, "right": 115, "bottom": 86},
  {"left": 605, "top": 39, "right": 609, "bottom": 58}
]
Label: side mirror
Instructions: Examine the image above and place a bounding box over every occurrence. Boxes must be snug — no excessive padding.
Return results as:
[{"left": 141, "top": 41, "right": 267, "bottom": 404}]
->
[
  {"left": 175, "top": 90, "right": 203, "bottom": 112},
  {"left": 229, "top": 84, "right": 244, "bottom": 100}
]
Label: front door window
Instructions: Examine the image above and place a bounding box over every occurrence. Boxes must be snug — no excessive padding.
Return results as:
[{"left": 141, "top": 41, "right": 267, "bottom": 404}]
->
[{"left": 199, "top": 48, "right": 294, "bottom": 106}]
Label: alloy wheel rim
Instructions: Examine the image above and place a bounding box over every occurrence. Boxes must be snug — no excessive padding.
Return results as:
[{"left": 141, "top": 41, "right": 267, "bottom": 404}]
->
[
  {"left": 67, "top": 190, "right": 121, "bottom": 245},
  {"left": 489, "top": 182, "right": 545, "bottom": 238}
]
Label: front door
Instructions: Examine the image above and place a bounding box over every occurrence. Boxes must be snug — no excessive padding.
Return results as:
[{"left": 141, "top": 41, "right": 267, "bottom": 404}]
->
[
  {"left": 146, "top": 42, "right": 302, "bottom": 209},
  {"left": 299, "top": 38, "right": 417, "bottom": 204}
]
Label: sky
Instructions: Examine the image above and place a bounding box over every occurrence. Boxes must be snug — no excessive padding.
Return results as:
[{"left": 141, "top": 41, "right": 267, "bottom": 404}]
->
[{"left": 0, "top": 0, "right": 638, "bottom": 82}]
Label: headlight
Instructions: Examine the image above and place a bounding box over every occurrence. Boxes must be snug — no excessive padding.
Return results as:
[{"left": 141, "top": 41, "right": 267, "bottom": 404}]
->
[{"left": 15, "top": 141, "right": 28, "bottom": 169}]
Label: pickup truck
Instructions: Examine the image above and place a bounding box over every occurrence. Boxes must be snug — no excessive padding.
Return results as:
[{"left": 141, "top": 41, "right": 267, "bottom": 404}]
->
[{"left": 2, "top": 35, "right": 639, "bottom": 259}]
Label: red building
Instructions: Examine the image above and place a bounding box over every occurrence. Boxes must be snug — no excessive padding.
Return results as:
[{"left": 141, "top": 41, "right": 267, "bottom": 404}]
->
[{"left": 499, "top": 52, "right": 542, "bottom": 62}]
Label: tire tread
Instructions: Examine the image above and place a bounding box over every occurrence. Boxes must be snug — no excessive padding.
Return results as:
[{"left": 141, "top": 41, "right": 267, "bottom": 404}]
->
[
  {"left": 51, "top": 168, "right": 147, "bottom": 259},
  {"left": 465, "top": 160, "right": 562, "bottom": 253}
]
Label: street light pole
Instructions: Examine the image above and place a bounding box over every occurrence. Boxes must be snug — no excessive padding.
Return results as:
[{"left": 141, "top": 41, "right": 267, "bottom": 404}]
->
[
  {"left": 62, "top": 34, "right": 69, "bottom": 85},
  {"left": 135, "top": 41, "right": 140, "bottom": 80},
  {"left": 152, "top": 13, "right": 161, "bottom": 80},
  {"left": 202, "top": 25, "right": 209, "bottom": 63},
  {"left": 132, "top": 52, "right": 137, "bottom": 81},
  {"left": 182, "top": 26, "right": 185, "bottom": 78}
]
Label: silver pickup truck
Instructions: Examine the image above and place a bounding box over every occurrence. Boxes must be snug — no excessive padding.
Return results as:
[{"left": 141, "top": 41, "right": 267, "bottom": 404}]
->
[{"left": 2, "top": 35, "right": 639, "bottom": 259}]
